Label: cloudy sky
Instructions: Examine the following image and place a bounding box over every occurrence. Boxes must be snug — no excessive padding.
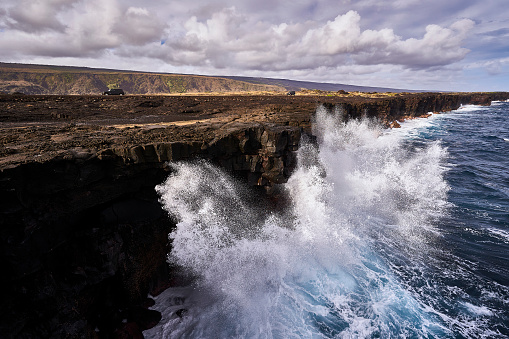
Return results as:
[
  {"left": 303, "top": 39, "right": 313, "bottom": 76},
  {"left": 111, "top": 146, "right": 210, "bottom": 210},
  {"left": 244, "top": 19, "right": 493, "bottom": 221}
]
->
[{"left": 0, "top": 0, "right": 508, "bottom": 91}]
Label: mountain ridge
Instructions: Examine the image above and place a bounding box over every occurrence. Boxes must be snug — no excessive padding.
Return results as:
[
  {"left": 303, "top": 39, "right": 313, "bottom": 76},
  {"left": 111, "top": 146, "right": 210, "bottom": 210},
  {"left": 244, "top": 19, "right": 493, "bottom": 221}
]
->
[
  {"left": 0, "top": 62, "right": 419, "bottom": 95},
  {"left": 0, "top": 62, "right": 284, "bottom": 95},
  {"left": 222, "top": 75, "right": 422, "bottom": 93}
]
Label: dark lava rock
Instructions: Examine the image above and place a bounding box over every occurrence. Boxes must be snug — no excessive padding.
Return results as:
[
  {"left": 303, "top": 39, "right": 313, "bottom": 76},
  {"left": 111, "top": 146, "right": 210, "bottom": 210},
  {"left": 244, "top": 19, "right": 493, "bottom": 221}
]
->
[
  {"left": 113, "top": 322, "right": 144, "bottom": 339},
  {"left": 1, "top": 92, "right": 509, "bottom": 337},
  {"left": 125, "top": 307, "right": 162, "bottom": 331},
  {"left": 175, "top": 309, "right": 188, "bottom": 318}
]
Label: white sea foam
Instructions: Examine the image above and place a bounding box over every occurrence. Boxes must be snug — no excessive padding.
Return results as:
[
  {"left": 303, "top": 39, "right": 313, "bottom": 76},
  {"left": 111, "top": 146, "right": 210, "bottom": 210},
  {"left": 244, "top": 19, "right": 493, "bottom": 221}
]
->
[
  {"left": 488, "top": 227, "right": 509, "bottom": 243},
  {"left": 462, "top": 302, "right": 494, "bottom": 316},
  {"left": 146, "top": 105, "right": 493, "bottom": 338},
  {"left": 456, "top": 104, "right": 491, "bottom": 112}
]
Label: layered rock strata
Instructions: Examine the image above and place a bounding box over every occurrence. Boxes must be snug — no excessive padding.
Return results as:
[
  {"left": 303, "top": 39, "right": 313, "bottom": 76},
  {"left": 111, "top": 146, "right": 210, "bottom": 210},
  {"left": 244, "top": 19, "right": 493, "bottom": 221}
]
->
[{"left": 0, "top": 121, "right": 301, "bottom": 337}]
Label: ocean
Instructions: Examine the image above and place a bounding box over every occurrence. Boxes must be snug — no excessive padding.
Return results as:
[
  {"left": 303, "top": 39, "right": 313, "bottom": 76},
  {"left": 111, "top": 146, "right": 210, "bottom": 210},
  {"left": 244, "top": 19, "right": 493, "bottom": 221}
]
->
[{"left": 145, "top": 102, "right": 509, "bottom": 338}]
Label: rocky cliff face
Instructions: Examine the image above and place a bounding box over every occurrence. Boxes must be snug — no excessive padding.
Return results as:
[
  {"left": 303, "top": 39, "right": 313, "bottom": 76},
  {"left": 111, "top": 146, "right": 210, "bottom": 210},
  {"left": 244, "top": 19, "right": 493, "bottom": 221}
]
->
[
  {"left": 95, "top": 122, "right": 301, "bottom": 188},
  {"left": 0, "top": 121, "right": 302, "bottom": 337},
  {"left": 1, "top": 92, "right": 508, "bottom": 337},
  {"left": 327, "top": 92, "right": 501, "bottom": 123},
  {"left": 0, "top": 64, "right": 284, "bottom": 95}
]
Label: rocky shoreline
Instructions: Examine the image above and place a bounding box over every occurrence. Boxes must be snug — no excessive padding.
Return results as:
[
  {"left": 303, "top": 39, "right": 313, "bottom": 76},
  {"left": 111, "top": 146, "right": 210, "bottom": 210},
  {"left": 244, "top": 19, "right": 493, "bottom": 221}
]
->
[{"left": 1, "top": 92, "right": 508, "bottom": 337}]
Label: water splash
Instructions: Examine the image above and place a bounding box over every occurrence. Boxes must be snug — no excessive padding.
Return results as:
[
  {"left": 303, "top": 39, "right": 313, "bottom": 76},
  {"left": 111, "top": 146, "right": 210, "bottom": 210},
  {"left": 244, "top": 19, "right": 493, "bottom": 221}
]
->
[{"left": 148, "top": 105, "right": 460, "bottom": 338}]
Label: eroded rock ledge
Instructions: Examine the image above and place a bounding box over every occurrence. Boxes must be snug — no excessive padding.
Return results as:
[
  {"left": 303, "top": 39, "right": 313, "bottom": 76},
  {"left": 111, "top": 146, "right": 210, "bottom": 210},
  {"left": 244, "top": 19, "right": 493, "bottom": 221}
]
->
[
  {"left": 1, "top": 92, "right": 508, "bottom": 337},
  {"left": 97, "top": 122, "right": 301, "bottom": 187}
]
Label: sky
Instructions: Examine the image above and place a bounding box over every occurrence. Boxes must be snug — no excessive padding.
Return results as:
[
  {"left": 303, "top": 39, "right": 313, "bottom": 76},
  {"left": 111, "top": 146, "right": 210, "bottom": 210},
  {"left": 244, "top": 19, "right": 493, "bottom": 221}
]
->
[{"left": 0, "top": 0, "right": 508, "bottom": 91}]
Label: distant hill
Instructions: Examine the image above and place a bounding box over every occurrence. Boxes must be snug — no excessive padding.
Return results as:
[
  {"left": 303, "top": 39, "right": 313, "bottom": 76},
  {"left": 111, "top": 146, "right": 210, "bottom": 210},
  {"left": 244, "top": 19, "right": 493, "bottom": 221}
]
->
[
  {"left": 0, "top": 62, "right": 417, "bottom": 95},
  {"left": 223, "top": 76, "right": 420, "bottom": 93},
  {"left": 0, "top": 63, "right": 284, "bottom": 95}
]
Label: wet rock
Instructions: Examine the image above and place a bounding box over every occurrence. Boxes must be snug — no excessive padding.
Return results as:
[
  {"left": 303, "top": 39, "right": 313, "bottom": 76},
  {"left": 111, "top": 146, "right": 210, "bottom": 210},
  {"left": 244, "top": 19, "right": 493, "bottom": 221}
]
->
[
  {"left": 2, "top": 92, "right": 508, "bottom": 337},
  {"left": 113, "top": 322, "right": 144, "bottom": 339},
  {"left": 176, "top": 309, "right": 188, "bottom": 318},
  {"left": 141, "top": 297, "right": 156, "bottom": 308},
  {"left": 390, "top": 121, "right": 401, "bottom": 128},
  {"left": 125, "top": 307, "right": 162, "bottom": 330}
]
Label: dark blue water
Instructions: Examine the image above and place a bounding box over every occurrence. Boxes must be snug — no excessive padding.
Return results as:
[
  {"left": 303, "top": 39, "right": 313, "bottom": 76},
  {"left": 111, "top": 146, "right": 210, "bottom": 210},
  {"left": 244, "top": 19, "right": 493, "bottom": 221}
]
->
[
  {"left": 147, "top": 103, "right": 509, "bottom": 338},
  {"left": 400, "top": 102, "right": 509, "bottom": 338}
]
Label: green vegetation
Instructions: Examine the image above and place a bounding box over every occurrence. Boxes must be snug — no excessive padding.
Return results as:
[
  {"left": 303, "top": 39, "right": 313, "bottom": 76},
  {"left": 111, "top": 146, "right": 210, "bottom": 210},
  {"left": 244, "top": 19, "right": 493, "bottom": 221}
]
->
[
  {"left": 63, "top": 73, "right": 74, "bottom": 83},
  {"left": 97, "top": 74, "right": 122, "bottom": 89},
  {"left": 165, "top": 76, "right": 187, "bottom": 93},
  {"left": 0, "top": 63, "right": 285, "bottom": 94}
]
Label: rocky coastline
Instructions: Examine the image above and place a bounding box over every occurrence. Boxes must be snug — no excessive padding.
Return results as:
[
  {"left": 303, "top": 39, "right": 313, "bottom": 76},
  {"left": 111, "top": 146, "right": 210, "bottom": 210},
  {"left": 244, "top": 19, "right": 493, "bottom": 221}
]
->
[{"left": 1, "top": 92, "right": 508, "bottom": 337}]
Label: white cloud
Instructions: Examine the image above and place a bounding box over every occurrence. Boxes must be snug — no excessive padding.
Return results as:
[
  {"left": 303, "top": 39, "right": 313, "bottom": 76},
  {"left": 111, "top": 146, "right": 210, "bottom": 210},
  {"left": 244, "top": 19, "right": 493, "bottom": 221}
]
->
[
  {"left": 137, "top": 8, "right": 474, "bottom": 72},
  {"left": 0, "top": 0, "right": 166, "bottom": 57},
  {"left": 355, "top": 19, "right": 475, "bottom": 68},
  {"left": 0, "top": 0, "right": 504, "bottom": 91},
  {"left": 6, "top": 0, "right": 77, "bottom": 32},
  {"left": 301, "top": 10, "right": 362, "bottom": 55},
  {"left": 64, "top": 0, "right": 122, "bottom": 52},
  {"left": 126, "top": 7, "right": 149, "bottom": 16},
  {"left": 465, "top": 57, "right": 509, "bottom": 75},
  {"left": 113, "top": 6, "right": 166, "bottom": 45}
]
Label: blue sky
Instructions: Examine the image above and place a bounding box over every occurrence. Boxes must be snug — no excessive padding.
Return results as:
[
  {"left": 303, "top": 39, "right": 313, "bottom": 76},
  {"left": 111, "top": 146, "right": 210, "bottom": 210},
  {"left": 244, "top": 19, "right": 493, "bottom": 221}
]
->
[{"left": 0, "top": 0, "right": 508, "bottom": 91}]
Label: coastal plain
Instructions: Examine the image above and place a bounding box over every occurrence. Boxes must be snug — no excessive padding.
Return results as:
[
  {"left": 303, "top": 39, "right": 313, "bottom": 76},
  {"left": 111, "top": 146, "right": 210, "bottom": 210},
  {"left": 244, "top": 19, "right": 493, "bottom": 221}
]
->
[{"left": 0, "top": 91, "right": 502, "bottom": 169}]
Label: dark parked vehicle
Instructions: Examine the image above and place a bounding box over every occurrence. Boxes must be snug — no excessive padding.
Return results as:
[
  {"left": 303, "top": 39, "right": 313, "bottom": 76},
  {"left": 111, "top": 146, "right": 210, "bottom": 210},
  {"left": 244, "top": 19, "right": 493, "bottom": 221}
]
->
[
  {"left": 286, "top": 91, "right": 296, "bottom": 95},
  {"left": 103, "top": 88, "right": 125, "bottom": 95}
]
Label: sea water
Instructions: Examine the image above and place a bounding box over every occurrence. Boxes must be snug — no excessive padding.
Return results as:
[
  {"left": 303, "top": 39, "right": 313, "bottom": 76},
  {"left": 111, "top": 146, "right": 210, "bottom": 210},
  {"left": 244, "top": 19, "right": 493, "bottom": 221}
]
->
[{"left": 146, "top": 102, "right": 509, "bottom": 338}]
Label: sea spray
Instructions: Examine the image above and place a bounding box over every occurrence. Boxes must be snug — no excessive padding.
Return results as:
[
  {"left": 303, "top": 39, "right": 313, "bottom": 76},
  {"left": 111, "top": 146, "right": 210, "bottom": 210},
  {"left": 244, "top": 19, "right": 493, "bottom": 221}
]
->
[{"left": 148, "top": 106, "right": 459, "bottom": 338}]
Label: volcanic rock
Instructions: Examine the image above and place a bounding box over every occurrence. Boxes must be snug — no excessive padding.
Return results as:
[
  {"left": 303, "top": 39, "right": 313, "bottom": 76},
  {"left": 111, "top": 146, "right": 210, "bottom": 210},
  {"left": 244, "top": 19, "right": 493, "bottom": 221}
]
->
[{"left": 1, "top": 92, "right": 509, "bottom": 337}]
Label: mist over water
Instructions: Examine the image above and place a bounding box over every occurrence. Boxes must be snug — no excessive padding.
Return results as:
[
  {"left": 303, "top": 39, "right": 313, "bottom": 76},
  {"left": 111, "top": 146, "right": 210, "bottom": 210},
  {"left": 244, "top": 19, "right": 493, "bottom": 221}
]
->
[{"left": 147, "top": 104, "right": 509, "bottom": 338}]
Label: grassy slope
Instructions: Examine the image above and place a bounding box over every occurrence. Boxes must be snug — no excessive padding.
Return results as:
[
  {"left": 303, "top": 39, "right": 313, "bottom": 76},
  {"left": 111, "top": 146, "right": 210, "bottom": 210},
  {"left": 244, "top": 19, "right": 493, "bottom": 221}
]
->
[
  {"left": 222, "top": 76, "right": 422, "bottom": 93},
  {"left": 0, "top": 63, "right": 285, "bottom": 95},
  {"left": 0, "top": 62, "right": 423, "bottom": 95}
]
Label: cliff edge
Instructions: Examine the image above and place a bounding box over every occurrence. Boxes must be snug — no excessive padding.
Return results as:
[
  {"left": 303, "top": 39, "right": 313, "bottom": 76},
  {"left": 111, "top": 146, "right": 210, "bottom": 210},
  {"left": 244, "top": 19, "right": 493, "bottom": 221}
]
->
[{"left": 1, "top": 92, "right": 508, "bottom": 337}]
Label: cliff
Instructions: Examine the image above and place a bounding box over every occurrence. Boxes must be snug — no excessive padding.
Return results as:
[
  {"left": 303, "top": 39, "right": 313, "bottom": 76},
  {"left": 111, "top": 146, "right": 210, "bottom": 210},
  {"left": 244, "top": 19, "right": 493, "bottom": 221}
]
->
[
  {"left": 1, "top": 92, "right": 508, "bottom": 337},
  {"left": 0, "top": 120, "right": 302, "bottom": 337},
  {"left": 0, "top": 63, "right": 284, "bottom": 95},
  {"left": 1, "top": 63, "right": 421, "bottom": 95}
]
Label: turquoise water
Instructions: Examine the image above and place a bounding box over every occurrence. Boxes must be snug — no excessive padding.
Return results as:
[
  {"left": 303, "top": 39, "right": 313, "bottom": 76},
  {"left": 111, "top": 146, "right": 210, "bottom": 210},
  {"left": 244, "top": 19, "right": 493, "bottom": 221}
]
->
[{"left": 147, "top": 102, "right": 509, "bottom": 338}]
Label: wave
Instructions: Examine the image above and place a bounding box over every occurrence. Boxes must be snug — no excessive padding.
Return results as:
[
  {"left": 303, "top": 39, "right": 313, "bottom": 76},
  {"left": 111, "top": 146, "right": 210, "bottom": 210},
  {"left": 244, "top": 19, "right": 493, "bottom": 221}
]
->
[
  {"left": 488, "top": 228, "right": 509, "bottom": 243},
  {"left": 456, "top": 104, "right": 491, "bottom": 112},
  {"left": 146, "top": 105, "right": 504, "bottom": 338}
]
